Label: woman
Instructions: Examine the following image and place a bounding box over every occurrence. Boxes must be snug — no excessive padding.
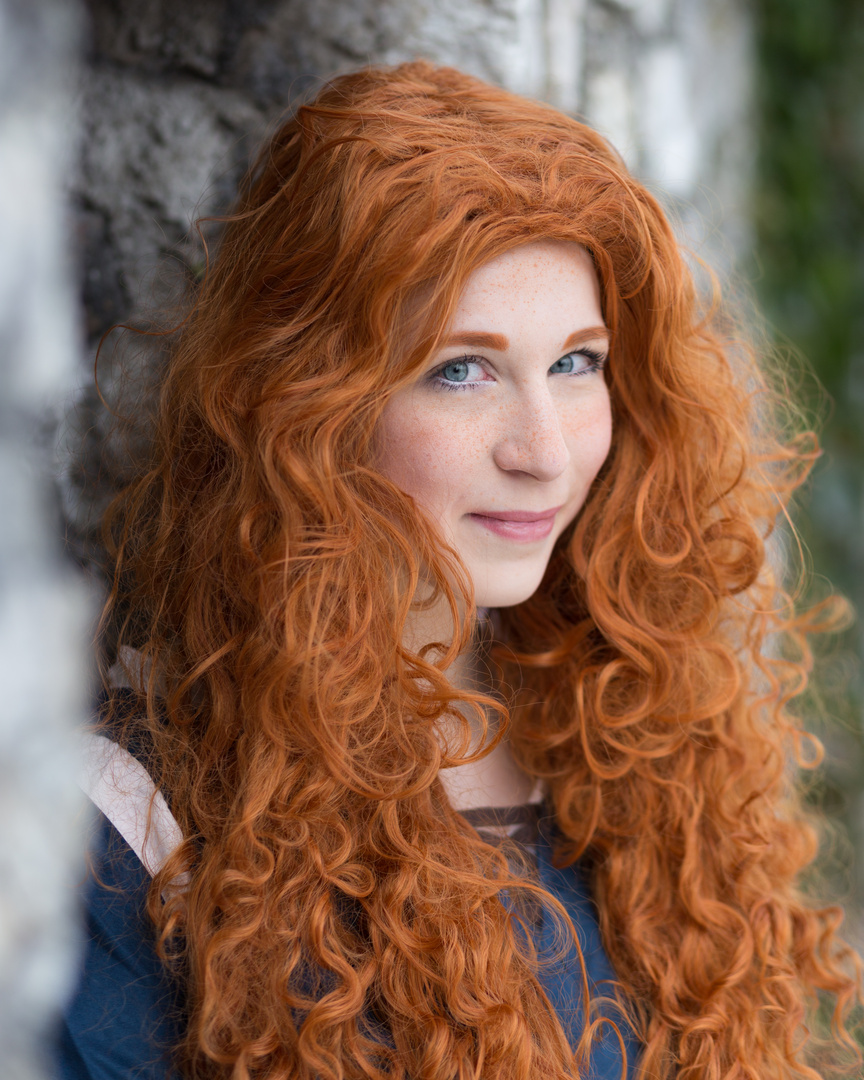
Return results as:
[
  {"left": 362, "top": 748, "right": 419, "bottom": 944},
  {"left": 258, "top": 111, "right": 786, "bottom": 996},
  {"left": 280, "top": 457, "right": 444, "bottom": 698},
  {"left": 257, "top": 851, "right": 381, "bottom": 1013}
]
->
[{"left": 57, "top": 60, "right": 861, "bottom": 1079}]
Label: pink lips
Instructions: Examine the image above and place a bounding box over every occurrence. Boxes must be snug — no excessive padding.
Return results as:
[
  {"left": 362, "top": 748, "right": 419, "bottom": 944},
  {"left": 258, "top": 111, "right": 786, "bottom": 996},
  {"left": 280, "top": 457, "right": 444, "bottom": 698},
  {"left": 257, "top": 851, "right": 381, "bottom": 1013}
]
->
[{"left": 468, "top": 505, "right": 562, "bottom": 542}]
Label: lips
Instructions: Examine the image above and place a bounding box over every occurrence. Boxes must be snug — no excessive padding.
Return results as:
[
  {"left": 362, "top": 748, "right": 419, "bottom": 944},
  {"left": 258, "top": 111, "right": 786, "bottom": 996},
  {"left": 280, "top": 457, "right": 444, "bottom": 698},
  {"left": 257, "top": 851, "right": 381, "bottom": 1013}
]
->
[
  {"left": 470, "top": 506, "right": 563, "bottom": 523},
  {"left": 468, "top": 506, "right": 562, "bottom": 542}
]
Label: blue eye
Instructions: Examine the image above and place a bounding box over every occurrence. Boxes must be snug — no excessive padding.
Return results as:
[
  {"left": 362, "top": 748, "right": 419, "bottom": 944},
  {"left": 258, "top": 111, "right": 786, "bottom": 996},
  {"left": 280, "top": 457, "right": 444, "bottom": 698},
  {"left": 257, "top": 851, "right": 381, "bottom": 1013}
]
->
[
  {"left": 441, "top": 361, "right": 471, "bottom": 383},
  {"left": 550, "top": 348, "right": 607, "bottom": 375},
  {"left": 429, "top": 348, "right": 606, "bottom": 393},
  {"left": 432, "top": 357, "right": 486, "bottom": 392}
]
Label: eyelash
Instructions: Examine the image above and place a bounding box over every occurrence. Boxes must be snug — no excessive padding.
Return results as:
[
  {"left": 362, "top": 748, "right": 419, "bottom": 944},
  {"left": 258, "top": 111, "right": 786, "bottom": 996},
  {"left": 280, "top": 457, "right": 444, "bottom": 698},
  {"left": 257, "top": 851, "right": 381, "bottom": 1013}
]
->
[{"left": 429, "top": 348, "right": 608, "bottom": 393}]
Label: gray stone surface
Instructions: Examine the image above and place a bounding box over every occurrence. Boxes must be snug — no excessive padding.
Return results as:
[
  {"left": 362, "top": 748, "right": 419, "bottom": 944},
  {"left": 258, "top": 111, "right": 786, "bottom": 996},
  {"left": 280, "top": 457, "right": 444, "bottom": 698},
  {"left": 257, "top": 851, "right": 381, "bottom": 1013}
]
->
[
  {"left": 75, "top": 67, "right": 264, "bottom": 335},
  {"left": 0, "top": 1, "right": 92, "bottom": 1077}
]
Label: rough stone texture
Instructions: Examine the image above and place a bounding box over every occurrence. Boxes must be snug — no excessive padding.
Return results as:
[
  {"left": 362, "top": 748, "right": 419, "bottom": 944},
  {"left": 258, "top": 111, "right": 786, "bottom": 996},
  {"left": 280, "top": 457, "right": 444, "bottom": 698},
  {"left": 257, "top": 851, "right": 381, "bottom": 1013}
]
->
[{"left": 0, "top": 1, "right": 92, "bottom": 1077}]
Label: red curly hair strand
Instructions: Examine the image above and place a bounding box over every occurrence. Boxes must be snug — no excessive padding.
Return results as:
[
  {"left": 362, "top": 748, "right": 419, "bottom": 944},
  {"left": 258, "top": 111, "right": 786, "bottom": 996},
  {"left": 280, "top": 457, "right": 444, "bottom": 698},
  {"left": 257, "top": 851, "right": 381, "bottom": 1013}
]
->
[{"left": 98, "top": 60, "right": 862, "bottom": 1079}]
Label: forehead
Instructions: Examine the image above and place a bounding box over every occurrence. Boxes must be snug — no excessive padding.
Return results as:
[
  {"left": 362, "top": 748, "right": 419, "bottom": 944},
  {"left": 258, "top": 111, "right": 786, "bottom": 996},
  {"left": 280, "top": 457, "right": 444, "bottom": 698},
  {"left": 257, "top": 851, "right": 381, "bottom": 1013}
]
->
[
  {"left": 464, "top": 239, "right": 593, "bottom": 282},
  {"left": 448, "top": 240, "right": 602, "bottom": 327},
  {"left": 390, "top": 240, "right": 602, "bottom": 372}
]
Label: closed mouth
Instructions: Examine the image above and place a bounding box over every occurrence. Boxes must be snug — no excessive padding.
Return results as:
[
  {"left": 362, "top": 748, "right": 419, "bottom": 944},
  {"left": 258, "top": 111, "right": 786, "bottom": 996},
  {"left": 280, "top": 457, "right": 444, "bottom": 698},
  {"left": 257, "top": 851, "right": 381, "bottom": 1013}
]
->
[{"left": 470, "top": 506, "right": 562, "bottom": 523}]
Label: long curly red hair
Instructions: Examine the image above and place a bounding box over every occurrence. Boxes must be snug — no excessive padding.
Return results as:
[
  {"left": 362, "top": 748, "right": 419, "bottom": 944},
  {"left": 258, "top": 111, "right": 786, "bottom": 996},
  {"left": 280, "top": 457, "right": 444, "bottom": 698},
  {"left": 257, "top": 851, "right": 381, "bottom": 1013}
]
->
[{"left": 98, "top": 60, "right": 862, "bottom": 1079}]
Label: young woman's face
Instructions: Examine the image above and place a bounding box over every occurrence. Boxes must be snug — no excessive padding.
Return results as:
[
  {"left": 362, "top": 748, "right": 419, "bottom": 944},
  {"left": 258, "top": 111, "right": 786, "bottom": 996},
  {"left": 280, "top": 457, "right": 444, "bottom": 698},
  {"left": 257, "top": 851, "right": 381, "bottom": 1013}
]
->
[{"left": 376, "top": 240, "right": 613, "bottom": 609}]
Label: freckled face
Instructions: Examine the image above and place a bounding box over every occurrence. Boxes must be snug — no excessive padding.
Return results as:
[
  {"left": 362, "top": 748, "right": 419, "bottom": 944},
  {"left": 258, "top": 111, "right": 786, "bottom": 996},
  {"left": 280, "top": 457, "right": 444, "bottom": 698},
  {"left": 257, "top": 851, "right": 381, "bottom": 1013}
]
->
[{"left": 375, "top": 240, "right": 613, "bottom": 609}]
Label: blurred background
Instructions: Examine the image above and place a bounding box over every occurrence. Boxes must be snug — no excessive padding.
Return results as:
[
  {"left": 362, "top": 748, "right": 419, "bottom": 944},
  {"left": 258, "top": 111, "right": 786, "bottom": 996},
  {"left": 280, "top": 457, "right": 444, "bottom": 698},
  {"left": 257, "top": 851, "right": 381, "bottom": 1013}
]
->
[
  {"left": 1, "top": 0, "right": 861, "bottom": 1074},
  {"left": 753, "top": 0, "right": 864, "bottom": 941}
]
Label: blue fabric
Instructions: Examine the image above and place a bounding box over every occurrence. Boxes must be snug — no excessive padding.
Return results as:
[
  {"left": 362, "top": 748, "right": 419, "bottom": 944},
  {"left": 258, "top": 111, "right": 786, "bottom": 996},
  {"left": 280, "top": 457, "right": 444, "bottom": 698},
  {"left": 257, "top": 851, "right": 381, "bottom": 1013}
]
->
[
  {"left": 53, "top": 807, "right": 640, "bottom": 1080},
  {"left": 532, "top": 814, "right": 640, "bottom": 1079},
  {"left": 52, "top": 813, "right": 185, "bottom": 1080}
]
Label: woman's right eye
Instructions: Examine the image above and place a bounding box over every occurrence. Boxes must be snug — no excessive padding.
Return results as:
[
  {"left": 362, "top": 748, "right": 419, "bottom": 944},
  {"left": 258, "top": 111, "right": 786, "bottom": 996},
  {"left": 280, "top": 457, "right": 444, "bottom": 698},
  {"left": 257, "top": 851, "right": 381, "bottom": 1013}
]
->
[{"left": 429, "top": 357, "right": 488, "bottom": 392}]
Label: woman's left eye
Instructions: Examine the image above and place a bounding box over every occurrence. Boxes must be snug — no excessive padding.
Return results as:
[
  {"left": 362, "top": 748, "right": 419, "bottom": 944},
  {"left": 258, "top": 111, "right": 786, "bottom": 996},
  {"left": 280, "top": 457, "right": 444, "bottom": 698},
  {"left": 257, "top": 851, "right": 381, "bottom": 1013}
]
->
[
  {"left": 430, "top": 348, "right": 607, "bottom": 392},
  {"left": 549, "top": 348, "right": 607, "bottom": 375}
]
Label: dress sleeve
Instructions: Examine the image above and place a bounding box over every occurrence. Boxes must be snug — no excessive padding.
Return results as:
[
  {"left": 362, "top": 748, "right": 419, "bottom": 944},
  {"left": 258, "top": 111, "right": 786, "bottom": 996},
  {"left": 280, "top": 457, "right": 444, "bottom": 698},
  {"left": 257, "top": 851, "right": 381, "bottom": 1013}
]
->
[{"left": 51, "top": 812, "right": 186, "bottom": 1080}]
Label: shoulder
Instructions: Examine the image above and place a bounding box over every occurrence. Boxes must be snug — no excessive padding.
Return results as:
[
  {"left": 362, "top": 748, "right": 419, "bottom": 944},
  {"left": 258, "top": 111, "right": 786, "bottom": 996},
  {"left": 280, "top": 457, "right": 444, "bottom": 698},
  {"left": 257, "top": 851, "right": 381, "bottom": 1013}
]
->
[
  {"left": 52, "top": 723, "right": 187, "bottom": 1080},
  {"left": 54, "top": 811, "right": 186, "bottom": 1080},
  {"left": 77, "top": 730, "right": 184, "bottom": 885}
]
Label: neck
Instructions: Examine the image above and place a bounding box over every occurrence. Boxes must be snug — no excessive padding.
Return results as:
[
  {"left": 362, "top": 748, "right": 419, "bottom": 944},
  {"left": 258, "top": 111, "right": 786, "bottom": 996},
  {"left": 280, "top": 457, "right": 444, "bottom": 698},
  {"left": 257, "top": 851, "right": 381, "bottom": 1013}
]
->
[{"left": 402, "top": 591, "right": 536, "bottom": 811}]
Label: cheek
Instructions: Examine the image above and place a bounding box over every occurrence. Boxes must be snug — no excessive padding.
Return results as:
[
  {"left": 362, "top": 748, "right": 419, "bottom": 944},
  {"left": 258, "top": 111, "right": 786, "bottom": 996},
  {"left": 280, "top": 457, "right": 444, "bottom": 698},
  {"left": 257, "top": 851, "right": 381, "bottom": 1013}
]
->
[
  {"left": 593, "top": 399, "right": 614, "bottom": 473},
  {"left": 376, "top": 405, "right": 467, "bottom": 512},
  {"left": 566, "top": 394, "right": 613, "bottom": 480}
]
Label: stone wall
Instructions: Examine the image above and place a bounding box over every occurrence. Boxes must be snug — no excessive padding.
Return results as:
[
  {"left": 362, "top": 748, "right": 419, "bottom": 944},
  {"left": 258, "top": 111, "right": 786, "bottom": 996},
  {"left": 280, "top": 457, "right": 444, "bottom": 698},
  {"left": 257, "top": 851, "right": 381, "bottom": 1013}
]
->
[{"left": 0, "top": 2, "right": 92, "bottom": 1078}]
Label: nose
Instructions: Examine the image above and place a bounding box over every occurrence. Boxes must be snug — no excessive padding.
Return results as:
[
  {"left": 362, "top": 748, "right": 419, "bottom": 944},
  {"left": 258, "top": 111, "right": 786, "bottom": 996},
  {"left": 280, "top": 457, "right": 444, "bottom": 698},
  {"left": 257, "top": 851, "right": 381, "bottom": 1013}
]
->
[{"left": 491, "top": 388, "right": 571, "bottom": 481}]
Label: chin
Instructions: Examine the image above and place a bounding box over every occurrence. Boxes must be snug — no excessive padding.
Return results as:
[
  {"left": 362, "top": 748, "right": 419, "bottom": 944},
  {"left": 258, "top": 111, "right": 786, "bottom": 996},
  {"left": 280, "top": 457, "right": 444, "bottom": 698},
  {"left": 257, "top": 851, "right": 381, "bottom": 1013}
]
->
[{"left": 472, "top": 569, "right": 546, "bottom": 610}]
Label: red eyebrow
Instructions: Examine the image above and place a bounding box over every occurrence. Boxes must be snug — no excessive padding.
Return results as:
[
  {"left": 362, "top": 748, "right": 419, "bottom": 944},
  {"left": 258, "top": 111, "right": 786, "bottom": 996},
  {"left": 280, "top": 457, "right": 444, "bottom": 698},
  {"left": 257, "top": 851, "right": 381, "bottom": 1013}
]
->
[
  {"left": 561, "top": 326, "right": 610, "bottom": 351},
  {"left": 441, "top": 331, "right": 509, "bottom": 350},
  {"left": 441, "top": 326, "right": 610, "bottom": 353}
]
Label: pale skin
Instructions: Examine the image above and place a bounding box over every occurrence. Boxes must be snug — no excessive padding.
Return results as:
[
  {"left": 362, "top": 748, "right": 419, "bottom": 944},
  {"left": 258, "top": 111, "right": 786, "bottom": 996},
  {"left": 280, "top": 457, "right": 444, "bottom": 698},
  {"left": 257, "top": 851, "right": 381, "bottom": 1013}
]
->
[{"left": 375, "top": 240, "right": 613, "bottom": 809}]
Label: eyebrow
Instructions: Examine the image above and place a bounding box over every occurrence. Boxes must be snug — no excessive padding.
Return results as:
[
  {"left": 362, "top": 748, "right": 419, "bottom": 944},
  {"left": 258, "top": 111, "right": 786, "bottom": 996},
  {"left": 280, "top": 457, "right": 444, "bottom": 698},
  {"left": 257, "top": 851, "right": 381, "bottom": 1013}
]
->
[
  {"left": 562, "top": 326, "right": 610, "bottom": 351},
  {"left": 442, "top": 326, "right": 610, "bottom": 352}
]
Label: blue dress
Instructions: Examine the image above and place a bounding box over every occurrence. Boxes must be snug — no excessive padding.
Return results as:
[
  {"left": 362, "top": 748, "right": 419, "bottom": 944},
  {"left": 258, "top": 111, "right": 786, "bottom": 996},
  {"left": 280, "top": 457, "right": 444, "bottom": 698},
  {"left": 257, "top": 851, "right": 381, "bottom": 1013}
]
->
[{"left": 53, "top": 791, "right": 641, "bottom": 1079}]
